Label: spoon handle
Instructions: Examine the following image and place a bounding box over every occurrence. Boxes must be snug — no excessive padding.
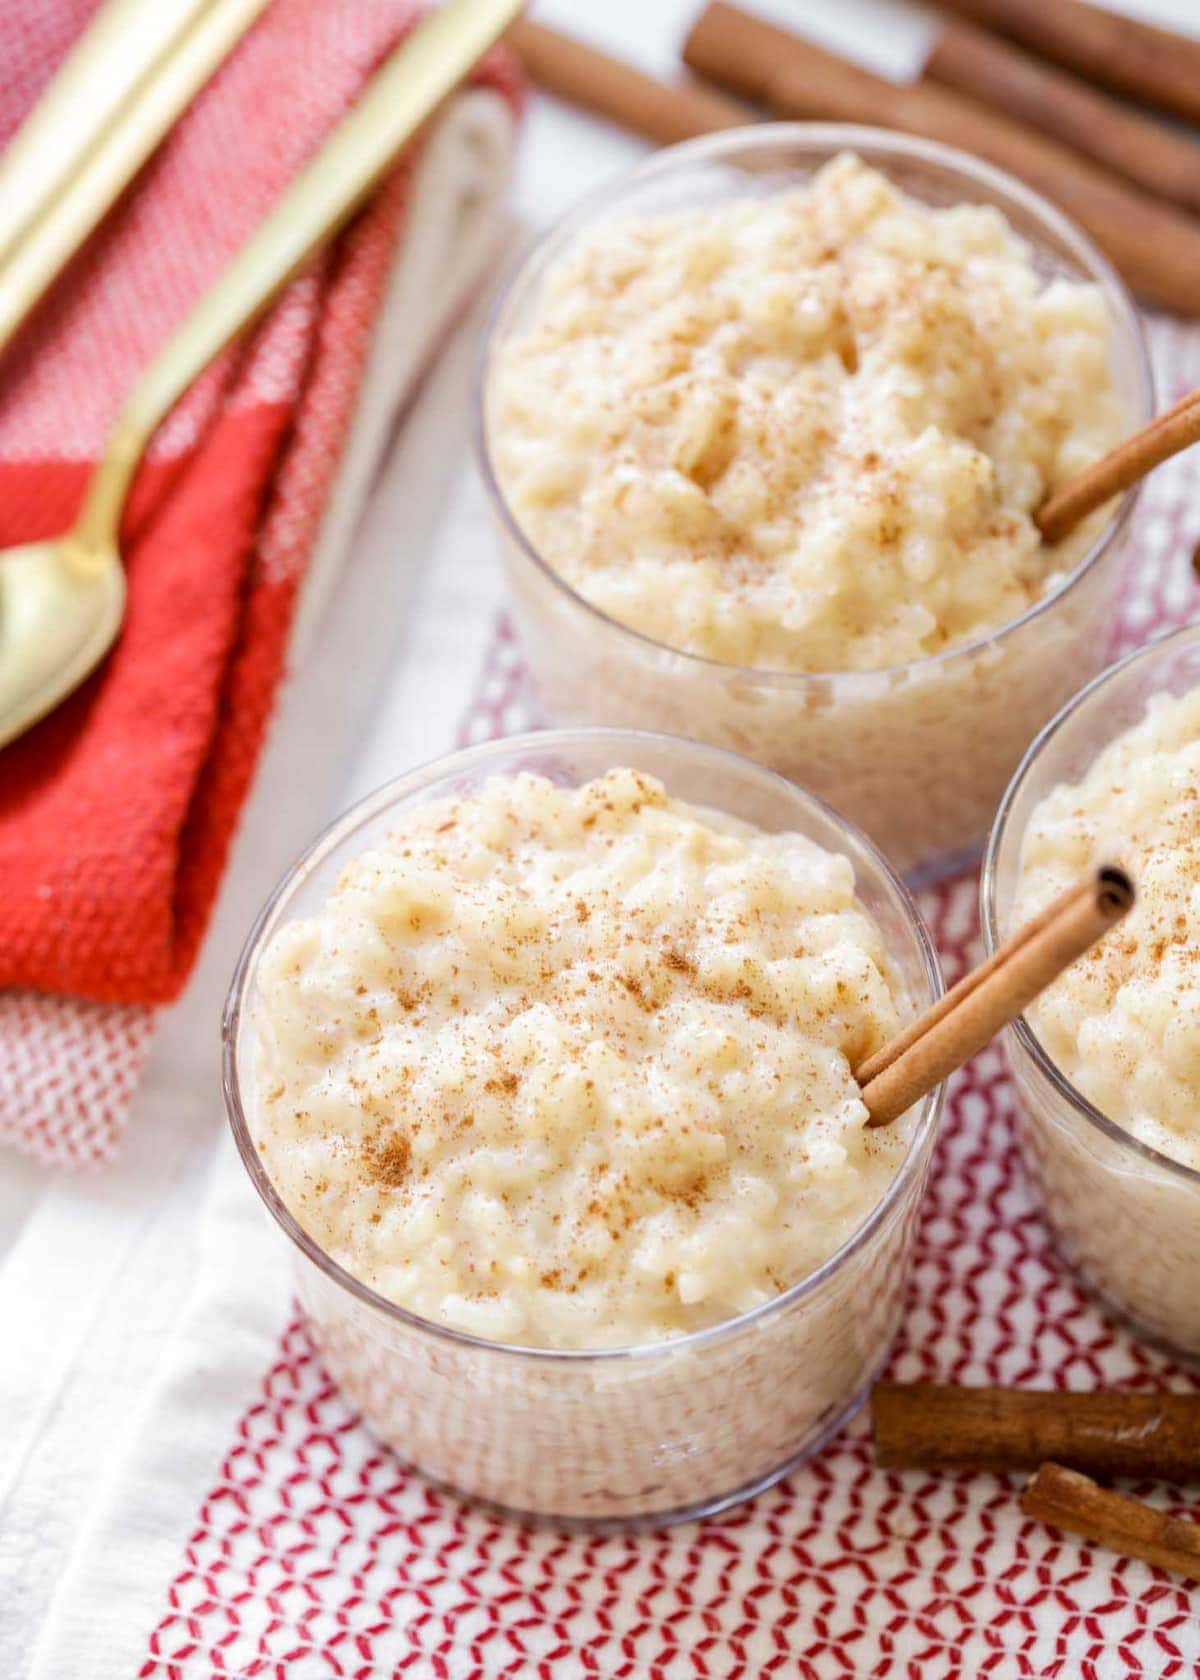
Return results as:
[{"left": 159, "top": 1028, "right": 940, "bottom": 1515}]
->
[
  {"left": 75, "top": 0, "right": 522, "bottom": 546},
  {"left": 0, "top": 0, "right": 210, "bottom": 275},
  {"left": 0, "top": 0, "right": 273, "bottom": 359}
]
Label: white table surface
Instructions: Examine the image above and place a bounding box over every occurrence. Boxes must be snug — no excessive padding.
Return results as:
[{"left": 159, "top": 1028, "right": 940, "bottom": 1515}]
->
[{"left": 3, "top": 0, "right": 1199, "bottom": 1670}]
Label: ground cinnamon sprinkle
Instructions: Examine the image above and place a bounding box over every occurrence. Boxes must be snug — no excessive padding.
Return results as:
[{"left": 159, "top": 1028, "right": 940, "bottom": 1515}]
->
[{"left": 364, "top": 1131, "right": 411, "bottom": 1187}]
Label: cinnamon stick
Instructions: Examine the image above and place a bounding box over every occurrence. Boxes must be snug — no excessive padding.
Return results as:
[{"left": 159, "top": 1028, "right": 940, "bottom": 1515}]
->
[
  {"left": 682, "top": 4, "right": 1200, "bottom": 316},
  {"left": 508, "top": 19, "right": 751, "bottom": 147},
  {"left": 1037, "top": 385, "right": 1200, "bottom": 544},
  {"left": 872, "top": 1385, "right": 1200, "bottom": 1481},
  {"left": 856, "top": 877, "right": 1099, "bottom": 1088},
  {"left": 936, "top": 0, "right": 1200, "bottom": 128},
  {"left": 858, "top": 868, "right": 1133, "bottom": 1128},
  {"left": 1022, "top": 1463, "right": 1200, "bottom": 1581},
  {"left": 926, "top": 20, "right": 1200, "bottom": 219}
]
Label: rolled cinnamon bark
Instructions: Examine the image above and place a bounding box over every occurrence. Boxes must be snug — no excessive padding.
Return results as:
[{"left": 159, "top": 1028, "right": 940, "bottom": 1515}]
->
[
  {"left": 858, "top": 869, "right": 1132, "bottom": 1129},
  {"left": 936, "top": 0, "right": 1200, "bottom": 128},
  {"left": 1022, "top": 1463, "right": 1200, "bottom": 1580},
  {"left": 1036, "top": 385, "right": 1200, "bottom": 543},
  {"left": 926, "top": 20, "right": 1200, "bottom": 219},
  {"left": 508, "top": 19, "right": 750, "bottom": 147},
  {"left": 872, "top": 1385, "right": 1200, "bottom": 1481},
  {"left": 683, "top": 3, "right": 1200, "bottom": 316}
]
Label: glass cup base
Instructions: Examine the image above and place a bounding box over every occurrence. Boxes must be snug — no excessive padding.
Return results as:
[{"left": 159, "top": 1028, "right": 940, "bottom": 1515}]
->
[{"left": 320, "top": 1351, "right": 884, "bottom": 1535}]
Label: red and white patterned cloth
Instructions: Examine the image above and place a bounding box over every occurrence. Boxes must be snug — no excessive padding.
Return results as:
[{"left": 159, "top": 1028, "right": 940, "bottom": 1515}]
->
[{"left": 0, "top": 0, "right": 520, "bottom": 1169}]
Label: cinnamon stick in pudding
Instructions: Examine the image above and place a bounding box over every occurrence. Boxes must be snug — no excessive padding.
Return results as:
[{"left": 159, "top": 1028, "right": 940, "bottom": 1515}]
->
[
  {"left": 508, "top": 20, "right": 751, "bottom": 147},
  {"left": 1037, "top": 385, "right": 1200, "bottom": 545},
  {"left": 682, "top": 4, "right": 1200, "bottom": 316},
  {"left": 855, "top": 875, "right": 1109, "bottom": 1089},
  {"left": 873, "top": 1385, "right": 1200, "bottom": 1481},
  {"left": 858, "top": 868, "right": 1133, "bottom": 1130},
  {"left": 1022, "top": 1463, "right": 1200, "bottom": 1581},
  {"left": 926, "top": 20, "right": 1200, "bottom": 219},
  {"left": 935, "top": 0, "right": 1200, "bottom": 128}
]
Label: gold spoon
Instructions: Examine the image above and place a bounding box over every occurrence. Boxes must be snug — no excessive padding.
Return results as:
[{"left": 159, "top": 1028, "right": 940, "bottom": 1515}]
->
[
  {"left": 0, "top": 0, "right": 275, "bottom": 358},
  {"left": 0, "top": 0, "right": 523, "bottom": 751}
]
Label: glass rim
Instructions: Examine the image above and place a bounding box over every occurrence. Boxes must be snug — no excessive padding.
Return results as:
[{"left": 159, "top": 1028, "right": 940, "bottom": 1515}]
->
[
  {"left": 981, "top": 623, "right": 1200, "bottom": 1190},
  {"left": 473, "top": 121, "right": 1152, "bottom": 693},
  {"left": 223, "top": 725, "right": 947, "bottom": 1366}
]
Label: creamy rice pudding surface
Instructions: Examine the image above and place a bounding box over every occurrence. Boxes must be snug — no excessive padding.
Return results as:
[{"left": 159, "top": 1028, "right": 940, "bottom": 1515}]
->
[
  {"left": 488, "top": 153, "right": 1122, "bottom": 674},
  {"left": 253, "top": 767, "right": 915, "bottom": 1351},
  {"left": 1014, "top": 686, "right": 1200, "bottom": 1170}
]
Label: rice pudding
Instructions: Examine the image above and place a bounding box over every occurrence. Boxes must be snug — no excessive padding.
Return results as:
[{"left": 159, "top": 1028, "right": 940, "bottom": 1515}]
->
[
  {"left": 479, "top": 132, "right": 1147, "bottom": 876},
  {"left": 488, "top": 153, "right": 1121, "bottom": 676},
  {"left": 253, "top": 767, "right": 914, "bottom": 1350},
  {"left": 989, "top": 636, "right": 1200, "bottom": 1359},
  {"left": 231, "top": 729, "right": 945, "bottom": 1522},
  {"left": 1015, "top": 687, "right": 1200, "bottom": 1170}
]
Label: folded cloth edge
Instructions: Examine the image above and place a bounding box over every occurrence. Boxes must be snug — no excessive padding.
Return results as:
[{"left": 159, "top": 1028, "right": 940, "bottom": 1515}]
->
[{"left": 291, "top": 86, "right": 517, "bottom": 657}]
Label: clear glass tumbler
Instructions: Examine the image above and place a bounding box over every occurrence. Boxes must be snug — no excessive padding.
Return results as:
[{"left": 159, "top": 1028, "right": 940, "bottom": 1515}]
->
[
  {"left": 225, "top": 728, "right": 945, "bottom": 1527},
  {"left": 983, "top": 626, "right": 1200, "bottom": 1360},
  {"left": 474, "top": 124, "right": 1151, "bottom": 885}
]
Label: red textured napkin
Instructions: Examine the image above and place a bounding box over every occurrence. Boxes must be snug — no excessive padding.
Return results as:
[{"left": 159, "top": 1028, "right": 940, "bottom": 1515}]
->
[{"left": 0, "top": 0, "right": 519, "bottom": 1157}]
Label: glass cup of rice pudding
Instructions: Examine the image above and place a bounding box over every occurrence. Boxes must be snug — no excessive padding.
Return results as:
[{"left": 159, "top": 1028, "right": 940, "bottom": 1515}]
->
[
  {"left": 225, "top": 729, "right": 945, "bottom": 1526},
  {"left": 983, "top": 626, "right": 1200, "bottom": 1360},
  {"left": 475, "top": 126, "right": 1151, "bottom": 883}
]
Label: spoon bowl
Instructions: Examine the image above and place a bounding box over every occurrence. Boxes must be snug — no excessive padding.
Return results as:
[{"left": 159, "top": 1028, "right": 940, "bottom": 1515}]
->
[{"left": 0, "top": 537, "right": 124, "bottom": 745}]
